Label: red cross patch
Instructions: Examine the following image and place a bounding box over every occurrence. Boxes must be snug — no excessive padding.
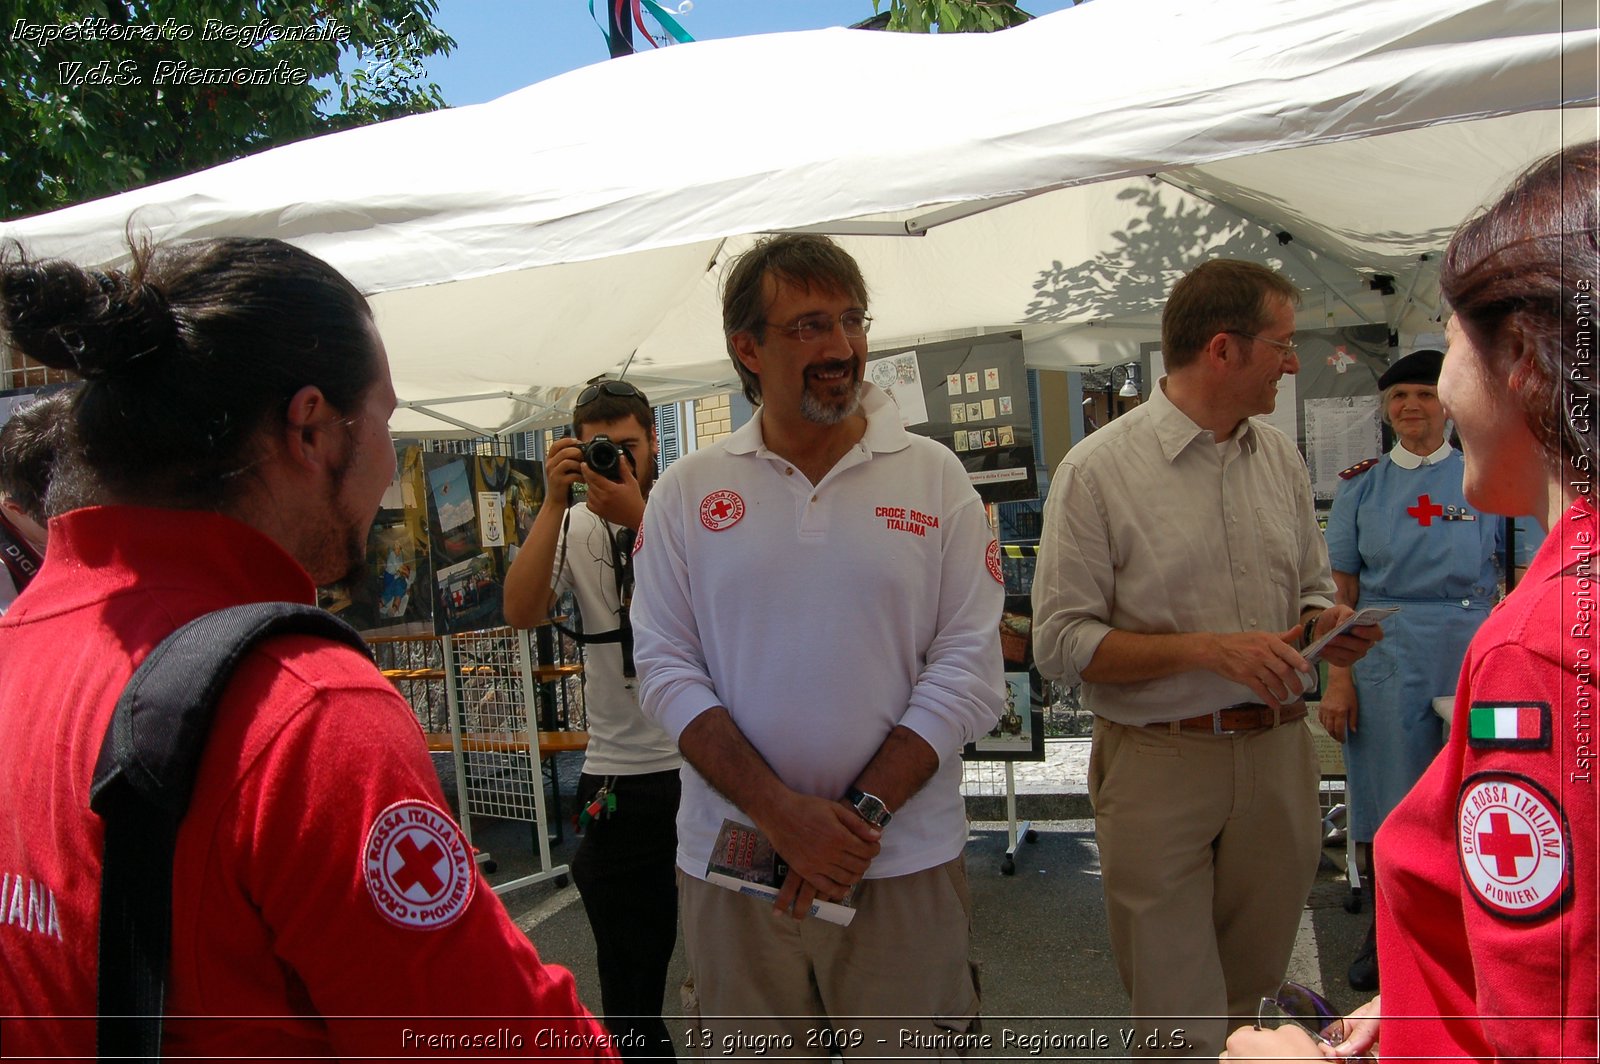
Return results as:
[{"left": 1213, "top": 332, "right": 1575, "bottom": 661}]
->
[
  {"left": 986, "top": 540, "right": 1004, "bottom": 584},
  {"left": 363, "top": 799, "right": 476, "bottom": 930},
  {"left": 1407, "top": 493, "right": 1444, "bottom": 526},
  {"left": 1457, "top": 773, "right": 1571, "bottom": 921},
  {"left": 632, "top": 526, "right": 645, "bottom": 555},
  {"left": 699, "top": 490, "right": 746, "bottom": 532}
]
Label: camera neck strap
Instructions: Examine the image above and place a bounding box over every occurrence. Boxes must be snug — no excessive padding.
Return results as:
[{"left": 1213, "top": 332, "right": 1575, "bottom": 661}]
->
[
  {"left": 608, "top": 526, "right": 635, "bottom": 679},
  {"left": 549, "top": 512, "right": 636, "bottom": 678}
]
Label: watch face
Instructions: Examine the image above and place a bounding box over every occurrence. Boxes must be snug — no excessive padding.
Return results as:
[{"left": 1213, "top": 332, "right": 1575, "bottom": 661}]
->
[{"left": 853, "top": 792, "right": 891, "bottom": 827}]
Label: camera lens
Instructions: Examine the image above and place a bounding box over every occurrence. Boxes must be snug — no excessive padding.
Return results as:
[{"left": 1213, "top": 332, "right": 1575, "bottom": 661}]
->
[{"left": 582, "top": 435, "right": 625, "bottom": 482}]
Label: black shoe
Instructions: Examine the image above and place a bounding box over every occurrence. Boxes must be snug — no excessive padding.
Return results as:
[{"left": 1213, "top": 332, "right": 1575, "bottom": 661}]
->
[{"left": 1347, "top": 940, "right": 1379, "bottom": 992}]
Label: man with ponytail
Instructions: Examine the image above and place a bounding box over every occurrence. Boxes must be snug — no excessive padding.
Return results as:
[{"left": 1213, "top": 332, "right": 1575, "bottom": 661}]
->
[{"left": 0, "top": 238, "right": 615, "bottom": 1059}]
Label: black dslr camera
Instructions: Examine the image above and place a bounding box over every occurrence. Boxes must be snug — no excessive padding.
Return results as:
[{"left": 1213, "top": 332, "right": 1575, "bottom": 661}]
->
[{"left": 580, "top": 434, "right": 632, "bottom": 482}]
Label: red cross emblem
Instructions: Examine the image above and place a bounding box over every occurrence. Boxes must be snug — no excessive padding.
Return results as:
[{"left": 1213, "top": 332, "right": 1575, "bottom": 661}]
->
[
  {"left": 1457, "top": 773, "right": 1571, "bottom": 919},
  {"left": 392, "top": 836, "right": 447, "bottom": 895},
  {"left": 1477, "top": 812, "right": 1535, "bottom": 878},
  {"left": 1407, "top": 493, "right": 1444, "bottom": 526},
  {"left": 986, "top": 540, "right": 1004, "bottom": 584},
  {"left": 699, "top": 490, "right": 746, "bottom": 532},
  {"left": 363, "top": 799, "right": 475, "bottom": 929}
]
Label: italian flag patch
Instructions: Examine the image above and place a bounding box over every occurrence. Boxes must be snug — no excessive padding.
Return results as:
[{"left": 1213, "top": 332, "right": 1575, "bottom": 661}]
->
[{"left": 1467, "top": 702, "right": 1550, "bottom": 750}]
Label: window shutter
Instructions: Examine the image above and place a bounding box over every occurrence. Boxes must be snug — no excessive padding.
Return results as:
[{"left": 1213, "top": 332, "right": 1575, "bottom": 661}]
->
[{"left": 656, "top": 403, "right": 682, "bottom": 472}]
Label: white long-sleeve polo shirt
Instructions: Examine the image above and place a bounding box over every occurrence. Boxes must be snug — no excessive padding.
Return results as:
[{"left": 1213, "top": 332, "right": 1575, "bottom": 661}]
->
[{"left": 632, "top": 385, "right": 1004, "bottom": 880}]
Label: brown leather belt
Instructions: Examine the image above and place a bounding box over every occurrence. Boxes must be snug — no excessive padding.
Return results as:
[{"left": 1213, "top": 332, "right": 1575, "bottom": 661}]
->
[{"left": 1151, "top": 701, "right": 1308, "bottom": 735}]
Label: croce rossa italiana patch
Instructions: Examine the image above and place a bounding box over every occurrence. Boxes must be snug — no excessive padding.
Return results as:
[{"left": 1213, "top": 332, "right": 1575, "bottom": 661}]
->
[{"left": 1457, "top": 772, "right": 1572, "bottom": 921}]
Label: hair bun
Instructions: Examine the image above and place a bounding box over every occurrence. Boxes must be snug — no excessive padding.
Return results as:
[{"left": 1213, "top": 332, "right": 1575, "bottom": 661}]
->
[
  {"left": 90, "top": 275, "right": 179, "bottom": 380},
  {"left": 0, "top": 259, "right": 179, "bottom": 381}
]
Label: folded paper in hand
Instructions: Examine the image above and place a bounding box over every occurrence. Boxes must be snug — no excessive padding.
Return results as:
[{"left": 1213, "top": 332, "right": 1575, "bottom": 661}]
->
[
  {"left": 1303, "top": 606, "right": 1400, "bottom": 664},
  {"left": 704, "top": 819, "right": 856, "bottom": 926}
]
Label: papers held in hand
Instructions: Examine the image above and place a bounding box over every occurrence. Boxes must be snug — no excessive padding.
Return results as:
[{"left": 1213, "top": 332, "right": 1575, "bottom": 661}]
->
[
  {"left": 1284, "top": 606, "right": 1399, "bottom": 701},
  {"left": 704, "top": 819, "right": 857, "bottom": 926},
  {"left": 1303, "top": 606, "right": 1400, "bottom": 665}
]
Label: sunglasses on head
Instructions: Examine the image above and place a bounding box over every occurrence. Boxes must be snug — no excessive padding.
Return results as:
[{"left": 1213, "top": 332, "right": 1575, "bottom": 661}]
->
[{"left": 575, "top": 380, "right": 648, "bottom": 409}]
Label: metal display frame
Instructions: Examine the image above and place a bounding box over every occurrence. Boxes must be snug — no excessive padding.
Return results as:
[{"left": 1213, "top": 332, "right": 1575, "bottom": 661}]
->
[
  {"left": 374, "top": 626, "right": 575, "bottom": 895},
  {"left": 445, "top": 627, "right": 572, "bottom": 894}
]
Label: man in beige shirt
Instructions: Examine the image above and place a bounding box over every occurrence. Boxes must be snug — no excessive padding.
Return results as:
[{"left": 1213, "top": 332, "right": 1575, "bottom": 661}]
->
[{"left": 1032, "top": 259, "right": 1380, "bottom": 1057}]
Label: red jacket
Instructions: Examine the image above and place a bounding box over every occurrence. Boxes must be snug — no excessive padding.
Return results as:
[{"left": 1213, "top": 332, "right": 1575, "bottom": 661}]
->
[
  {"left": 0, "top": 506, "right": 616, "bottom": 1060},
  {"left": 1377, "top": 498, "right": 1598, "bottom": 1061}
]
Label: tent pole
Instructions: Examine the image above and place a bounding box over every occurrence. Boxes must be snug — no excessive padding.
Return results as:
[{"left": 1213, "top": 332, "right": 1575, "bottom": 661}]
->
[
  {"left": 607, "top": 0, "right": 634, "bottom": 58},
  {"left": 395, "top": 404, "right": 494, "bottom": 436}
]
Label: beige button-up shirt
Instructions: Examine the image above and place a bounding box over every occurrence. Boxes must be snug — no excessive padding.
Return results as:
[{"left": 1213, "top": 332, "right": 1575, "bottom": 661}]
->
[{"left": 1032, "top": 379, "right": 1334, "bottom": 725}]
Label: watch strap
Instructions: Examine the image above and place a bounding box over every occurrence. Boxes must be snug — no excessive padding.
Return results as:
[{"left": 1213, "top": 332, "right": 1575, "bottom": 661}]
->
[{"left": 845, "top": 786, "right": 892, "bottom": 828}]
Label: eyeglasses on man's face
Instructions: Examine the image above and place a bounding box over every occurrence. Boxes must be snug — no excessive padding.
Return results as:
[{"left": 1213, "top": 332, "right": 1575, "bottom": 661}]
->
[
  {"left": 575, "top": 380, "right": 648, "bottom": 408},
  {"left": 766, "top": 310, "right": 873, "bottom": 343},
  {"left": 1226, "top": 330, "right": 1298, "bottom": 355}
]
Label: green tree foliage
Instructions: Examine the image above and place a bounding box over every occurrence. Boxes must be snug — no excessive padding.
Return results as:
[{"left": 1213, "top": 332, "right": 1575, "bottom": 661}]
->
[
  {"left": 3, "top": 1, "right": 455, "bottom": 220},
  {"left": 871, "top": 0, "right": 1038, "bottom": 33}
]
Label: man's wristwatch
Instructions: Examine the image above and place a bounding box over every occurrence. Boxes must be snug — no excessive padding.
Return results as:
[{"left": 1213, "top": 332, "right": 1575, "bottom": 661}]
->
[{"left": 845, "top": 787, "right": 892, "bottom": 829}]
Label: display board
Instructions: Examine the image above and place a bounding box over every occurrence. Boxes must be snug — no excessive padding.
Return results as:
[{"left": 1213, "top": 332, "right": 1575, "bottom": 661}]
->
[
  {"left": 1305, "top": 395, "right": 1382, "bottom": 501},
  {"left": 873, "top": 335, "right": 1038, "bottom": 504},
  {"left": 965, "top": 501, "right": 1048, "bottom": 763},
  {"left": 419, "top": 451, "right": 542, "bottom": 636},
  {"left": 866, "top": 345, "right": 1049, "bottom": 760},
  {"left": 319, "top": 447, "right": 544, "bottom": 637},
  {"left": 963, "top": 670, "right": 1046, "bottom": 762}
]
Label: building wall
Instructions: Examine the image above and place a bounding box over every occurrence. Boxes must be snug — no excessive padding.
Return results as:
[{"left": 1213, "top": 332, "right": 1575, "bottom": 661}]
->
[{"left": 693, "top": 391, "right": 734, "bottom": 447}]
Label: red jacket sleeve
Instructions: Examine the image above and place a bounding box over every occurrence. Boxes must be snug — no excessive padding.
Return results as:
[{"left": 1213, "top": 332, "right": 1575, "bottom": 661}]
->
[
  {"left": 1457, "top": 641, "right": 1597, "bottom": 1062},
  {"left": 175, "top": 641, "right": 618, "bottom": 1058}
]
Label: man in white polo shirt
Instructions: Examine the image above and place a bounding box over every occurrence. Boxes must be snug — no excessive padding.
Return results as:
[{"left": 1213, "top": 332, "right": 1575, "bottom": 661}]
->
[{"left": 632, "top": 234, "right": 1003, "bottom": 1055}]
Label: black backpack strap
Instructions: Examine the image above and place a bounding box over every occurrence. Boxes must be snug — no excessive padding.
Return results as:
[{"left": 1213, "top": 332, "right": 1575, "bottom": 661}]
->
[{"left": 89, "top": 602, "right": 369, "bottom": 1062}]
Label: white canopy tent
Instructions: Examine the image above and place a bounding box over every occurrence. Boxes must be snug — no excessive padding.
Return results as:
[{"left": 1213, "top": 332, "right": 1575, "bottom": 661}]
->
[{"left": 3, "top": 0, "right": 1595, "bottom": 436}]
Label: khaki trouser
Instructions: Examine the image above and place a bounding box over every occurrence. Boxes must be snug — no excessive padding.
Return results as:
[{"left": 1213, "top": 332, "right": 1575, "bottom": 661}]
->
[
  {"left": 677, "top": 857, "right": 981, "bottom": 1060},
  {"left": 1090, "top": 716, "right": 1321, "bottom": 1058}
]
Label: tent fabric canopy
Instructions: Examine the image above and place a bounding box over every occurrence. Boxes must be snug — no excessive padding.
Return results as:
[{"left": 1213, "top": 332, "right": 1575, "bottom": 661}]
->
[{"left": 3, "top": 0, "right": 1594, "bottom": 436}]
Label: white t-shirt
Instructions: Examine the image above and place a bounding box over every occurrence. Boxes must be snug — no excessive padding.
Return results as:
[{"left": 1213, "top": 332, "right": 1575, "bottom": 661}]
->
[{"left": 553, "top": 502, "right": 680, "bottom": 776}]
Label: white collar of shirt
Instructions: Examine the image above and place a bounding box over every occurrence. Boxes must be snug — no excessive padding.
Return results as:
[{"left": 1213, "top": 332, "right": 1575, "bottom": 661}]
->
[
  {"left": 725, "top": 382, "right": 909, "bottom": 458},
  {"left": 1150, "top": 377, "right": 1260, "bottom": 463},
  {"left": 1388, "top": 440, "right": 1454, "bottom": 469}
]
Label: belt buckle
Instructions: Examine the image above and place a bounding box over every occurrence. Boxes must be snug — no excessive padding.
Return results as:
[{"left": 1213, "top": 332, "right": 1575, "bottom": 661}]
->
[
  {"left": 1212, "top": 708, "right": 1247, "bottom": 736},
  {"left": 1214, "top": 704, "right": 1276, "bottom": 735}
]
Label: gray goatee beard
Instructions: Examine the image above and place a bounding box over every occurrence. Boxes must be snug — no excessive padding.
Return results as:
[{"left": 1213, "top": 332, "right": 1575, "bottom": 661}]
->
[{"left": 800, "top": 364, "right": 862, "bottom": 426}]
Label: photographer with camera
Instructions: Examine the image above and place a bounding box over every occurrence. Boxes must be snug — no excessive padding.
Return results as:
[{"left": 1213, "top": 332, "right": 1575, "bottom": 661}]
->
[{"left": 504, "top": 378, "right": 679, "bottom": 1062}]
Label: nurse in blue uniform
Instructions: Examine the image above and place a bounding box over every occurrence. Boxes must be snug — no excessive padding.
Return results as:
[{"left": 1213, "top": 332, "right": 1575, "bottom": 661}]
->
[{"left": 1318, "top": 348, "right": 1503, "bottom": 992}]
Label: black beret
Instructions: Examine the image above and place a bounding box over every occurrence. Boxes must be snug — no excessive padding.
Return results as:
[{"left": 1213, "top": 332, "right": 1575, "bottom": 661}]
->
[{"left": 1378, "top": 349, "right": 1444, "bottom": 390}]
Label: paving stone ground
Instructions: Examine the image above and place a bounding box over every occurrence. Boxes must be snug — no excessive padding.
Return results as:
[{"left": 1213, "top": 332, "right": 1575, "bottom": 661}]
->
[{"left": 434, "top": 740, "right": 1373, "bottom": 1060}]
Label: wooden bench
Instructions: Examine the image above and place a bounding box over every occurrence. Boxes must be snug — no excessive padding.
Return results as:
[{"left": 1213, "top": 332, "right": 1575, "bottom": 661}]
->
[{"left": 422, "top": 730, "right": 589, "bottom": 758}]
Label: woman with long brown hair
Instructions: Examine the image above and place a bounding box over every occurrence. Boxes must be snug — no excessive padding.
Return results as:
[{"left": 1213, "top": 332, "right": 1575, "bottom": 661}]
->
[{"left": 1226, "top": 140, "right": 1597, "bottom": 1062}]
